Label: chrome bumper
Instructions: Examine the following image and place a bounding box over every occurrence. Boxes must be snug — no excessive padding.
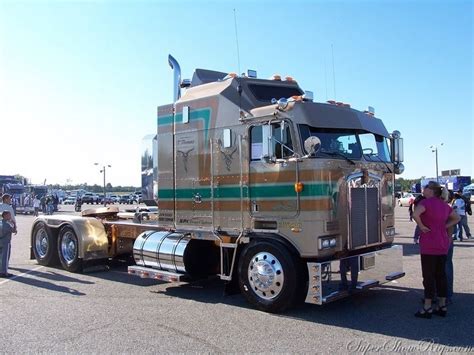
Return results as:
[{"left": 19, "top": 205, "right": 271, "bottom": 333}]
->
[{"left": 305, "top": 245, "right": 404, "bottom": 305}]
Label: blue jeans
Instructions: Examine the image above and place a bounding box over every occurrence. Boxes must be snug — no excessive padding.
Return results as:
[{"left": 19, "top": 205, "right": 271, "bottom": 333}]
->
[
  {"left": 446, "top": 242, "right": 454, "bottom": 301},
  {"left": 456, "top": 215, "right": 471, "bottom": 240},
  {"left": 0, "top": 243, "right": 11, "bottom": 274}
]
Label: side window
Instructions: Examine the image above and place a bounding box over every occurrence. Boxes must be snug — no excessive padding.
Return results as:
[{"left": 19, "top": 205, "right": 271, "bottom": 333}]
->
[
  {"left": 272, "top": 122, "right": 293, "bottom": 159},
  {"left": 250, "top": 126, "right": 263, "bottom": 160},
  {"left": 250, "top": 122, "right": 294, "bottom": 161}
]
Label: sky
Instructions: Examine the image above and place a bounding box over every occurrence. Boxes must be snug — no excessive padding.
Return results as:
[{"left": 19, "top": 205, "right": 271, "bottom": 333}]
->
[{"left": 0, "top": 0, "right": 472, "bottom": 187}]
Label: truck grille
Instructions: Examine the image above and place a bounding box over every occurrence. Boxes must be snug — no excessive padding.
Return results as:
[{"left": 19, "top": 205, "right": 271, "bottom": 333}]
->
[{"left": 350, "top": 187, "right": 379, "bottom": 249}]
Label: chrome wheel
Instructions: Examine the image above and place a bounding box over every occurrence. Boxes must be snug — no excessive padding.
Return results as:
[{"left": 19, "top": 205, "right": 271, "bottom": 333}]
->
[
  {"left": 35, "top": 227, "right": 49, "bottom": 258},
  {"left": 60, "top": 230, "right": 77, "bottom": 265},
  {"left": 247, "top": 252, "right": 284, "bottom": 300}
]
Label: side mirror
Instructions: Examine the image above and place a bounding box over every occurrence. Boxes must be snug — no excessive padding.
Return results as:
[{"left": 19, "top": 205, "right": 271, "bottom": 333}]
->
[
  {"left": 393, "top": 163, "right": 405, "bottom": 175},
  {"left": 390, "top": 130, "right": 404, "bottom": 163},
  {"left": 390, "top": 130, "right": 404, "bottom": 175},
  {"left": 304, "top": 136, "right": 321, "bottom": 157}
]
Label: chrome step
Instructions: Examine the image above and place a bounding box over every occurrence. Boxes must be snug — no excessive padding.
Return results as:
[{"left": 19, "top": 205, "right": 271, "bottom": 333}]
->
[{"left": 128, "top": 265, "right": 189, "bottom": 282}]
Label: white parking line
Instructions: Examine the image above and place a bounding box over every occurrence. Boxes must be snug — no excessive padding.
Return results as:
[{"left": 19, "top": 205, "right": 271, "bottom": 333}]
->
[{"left": 0, "top": 265, "right": 44, "bottom": 285}]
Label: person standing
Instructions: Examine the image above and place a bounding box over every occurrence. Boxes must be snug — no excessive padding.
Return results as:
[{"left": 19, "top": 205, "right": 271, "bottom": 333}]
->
[
  {"left": 412, "top": 181, "right": 460, "bottom": 318},
  {"left": 40, "top": 195, "right": 46, "bottom": 214},
  {"left": 23, "top": 194, "right": 30, "bottom": 208},
  {"left": 452, "top": 192, "right": 471, "bottom": 241},
  {"left": 408, "top": 198, "right": 415, "bottom": 222},
  {"left": 33, "top": 195, "right": 41, "bottom": 217},
  {"left": 0, "top": 194, "right": 17, "bottom": 233},
  {"left": 0, "top": 210, "right": 15, "bottom": 277}
]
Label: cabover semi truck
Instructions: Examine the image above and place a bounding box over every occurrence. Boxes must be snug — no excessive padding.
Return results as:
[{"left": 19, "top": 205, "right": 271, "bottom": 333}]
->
[{"left": 30, "top": 55, "right": 405, "bottom": 312}]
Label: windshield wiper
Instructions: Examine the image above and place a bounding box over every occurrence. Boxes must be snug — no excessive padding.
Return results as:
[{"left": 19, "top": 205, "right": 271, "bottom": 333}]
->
[{"left": 319, "top": 151, "right": 356, "bottom": 165}]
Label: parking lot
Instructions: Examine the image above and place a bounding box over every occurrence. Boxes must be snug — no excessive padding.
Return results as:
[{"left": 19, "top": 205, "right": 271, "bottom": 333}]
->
[{"left": 1, "top": 205, "right": 473, "bottom": 353}]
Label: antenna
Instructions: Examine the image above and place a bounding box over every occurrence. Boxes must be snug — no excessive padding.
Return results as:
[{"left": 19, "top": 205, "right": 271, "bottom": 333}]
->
[
  {"left": 233, "top": 8, "right": 241, "bottom": 75},
  {"left": 324, "top": 58, "right": 328, "bottom": 101},
  {"left": 331, "top": 44, "right": 337, "bottom": 100}
]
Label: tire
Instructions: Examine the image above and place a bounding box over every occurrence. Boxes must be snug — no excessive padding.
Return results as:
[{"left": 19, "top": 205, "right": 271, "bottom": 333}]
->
[
  {"left": 57, "top": 226, "right": 83, "bottom": 272},
  {"left": 32, "top": 222, "right": 59, "bottom": 266},
  {"left": 238, "top": 240, "right": 305, "bottom": 313}
]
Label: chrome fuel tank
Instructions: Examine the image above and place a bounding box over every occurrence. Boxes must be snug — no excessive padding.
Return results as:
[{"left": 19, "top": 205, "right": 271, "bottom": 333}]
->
[{"left": 133, "top": 231, "right": 190, "bottom": 273}]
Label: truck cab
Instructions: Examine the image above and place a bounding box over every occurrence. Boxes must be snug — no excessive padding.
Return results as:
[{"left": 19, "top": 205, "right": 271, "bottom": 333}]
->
[{"left": 30, "top": 55, "right": 405, "bottom": 313}]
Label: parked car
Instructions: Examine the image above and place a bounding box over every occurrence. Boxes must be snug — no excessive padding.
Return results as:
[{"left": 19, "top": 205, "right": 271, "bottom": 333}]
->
[
  {"left": 98, "top": 194, "right": 114, "bottom": 204},
  {"left": 134, "top": 192, "right": 143, "bottom": 204},
  {"left": 109, "top": 195, "right": 119, "bottom": 203},
  {"left": 119, "top": 195, "right": 133, "bottom": 204},
  {"left": 63, "top": 197, "right": 76, "bottom": 205},
  {"left": 398, "top": 192, "right": 421, "bottom": 207},
  {"left": 82, "top": 192, "right": 100, "bottom": 204}
]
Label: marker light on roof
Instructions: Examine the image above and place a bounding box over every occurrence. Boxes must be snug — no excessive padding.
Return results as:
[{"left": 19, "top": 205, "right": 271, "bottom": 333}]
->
[
  {"left": 180, "top": 79, "right": 191, "bottom": 88},
  {"left": 247, "top": 69, "right": 257, "bottom": 78},
  {"left": 303, "top": 91, "right": 314, "bottom": 101},
  {"left": 364, "top": 107, "right": 375, "bottom": 116},
  {"left": 271, "top": 74, "right": 281, "bottom": 81},
  {"left": 285, "top": 76, "right": 295, "bottom": 82}
]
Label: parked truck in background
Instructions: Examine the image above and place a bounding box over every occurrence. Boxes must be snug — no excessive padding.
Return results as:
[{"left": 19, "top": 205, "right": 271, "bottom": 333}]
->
[
  {"left": 0, "top": 175, "right": 31, "bottom": 214},
  {"left": 29, "top": 55, "right": 406, "bottom": 312},
  {"left": 421, "top": 176, "right": 471, "bottom": 193}
]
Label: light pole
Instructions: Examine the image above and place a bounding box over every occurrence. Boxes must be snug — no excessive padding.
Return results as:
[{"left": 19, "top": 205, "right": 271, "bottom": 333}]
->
[
  {"left": 429, "top": 143, "right": 443, "bottom": 182},
  {"left": 94, "top": 163, "right": 111, "bottom": 206}
]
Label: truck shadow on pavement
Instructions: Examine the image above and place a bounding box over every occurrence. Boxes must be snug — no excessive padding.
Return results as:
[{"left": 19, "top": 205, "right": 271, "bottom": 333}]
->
[
  {"left": 7, "top": 266, "right": 91, "bottom": 296},
  {"left": 144, "top": 275, "right": 474, "bottom": 349},
  {"left": 39, "top": 259, "right": 473, "bottom": 349}
]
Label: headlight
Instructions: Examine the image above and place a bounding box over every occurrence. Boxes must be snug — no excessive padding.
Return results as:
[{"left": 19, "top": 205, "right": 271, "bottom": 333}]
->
[{"left": 319, "top": 237, "right": 337, "bottom": 250}]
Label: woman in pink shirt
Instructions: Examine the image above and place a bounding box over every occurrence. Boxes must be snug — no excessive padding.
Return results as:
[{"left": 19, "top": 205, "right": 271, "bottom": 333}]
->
[{"left": 412, "top": 181, "right": 460, "bottom": 318}]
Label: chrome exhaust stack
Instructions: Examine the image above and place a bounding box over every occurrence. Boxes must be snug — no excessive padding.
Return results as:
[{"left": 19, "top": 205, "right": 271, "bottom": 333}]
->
[{"left": 168, "top": 54, "right": 181, "bottom": 102}]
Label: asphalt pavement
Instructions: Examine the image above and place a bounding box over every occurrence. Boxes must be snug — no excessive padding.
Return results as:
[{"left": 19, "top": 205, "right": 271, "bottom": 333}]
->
[{"left": 1, "top": 205, "right": 473, "bottom": 353}]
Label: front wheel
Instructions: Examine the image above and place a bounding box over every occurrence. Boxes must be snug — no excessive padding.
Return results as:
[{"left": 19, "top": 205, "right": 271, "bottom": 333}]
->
[
  {"left": 32, "top": 222, "right": 59, "bottom": 266},
  {"left": 238, "top": 240, "right": 305, "bottom": 313},
  {"left": 57, "top": 226, "right": 83, "bottom": 272}
]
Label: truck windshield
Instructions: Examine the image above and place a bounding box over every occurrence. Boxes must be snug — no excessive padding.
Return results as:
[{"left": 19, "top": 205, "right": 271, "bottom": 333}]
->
[
  {"left": 299, "top": 125, "right": 390, "bottom": 162},
  {"left": 358, "top": 133, "right": 391, "bottom": 162},
  {"left": 299, "top": 125, "right": 360, "bottom": 160}
]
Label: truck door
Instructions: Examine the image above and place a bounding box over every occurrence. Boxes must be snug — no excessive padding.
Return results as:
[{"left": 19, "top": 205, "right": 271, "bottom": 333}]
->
[{"left": 248, "top": 121, "right": 299, "bottom": 218}]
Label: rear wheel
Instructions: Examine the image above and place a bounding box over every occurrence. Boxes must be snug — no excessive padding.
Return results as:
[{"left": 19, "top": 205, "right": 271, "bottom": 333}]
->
[
  {"left": 57, "top": 226, "right": 83, "bottom": 272},
  {"left": 32, "top": 222, "right": 59, "bottom": 266},
  {"left": 238, "top": 240, "right": 305, "bottom": 313}
]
